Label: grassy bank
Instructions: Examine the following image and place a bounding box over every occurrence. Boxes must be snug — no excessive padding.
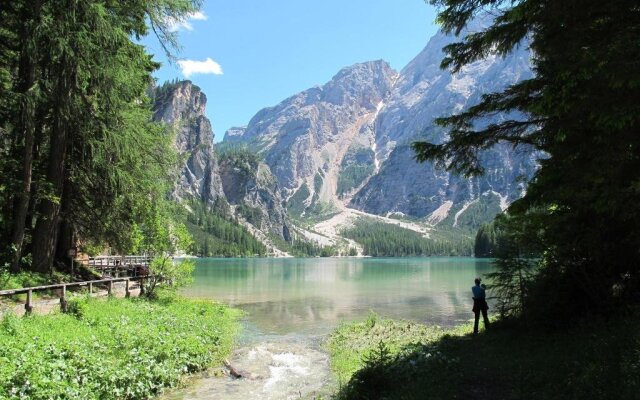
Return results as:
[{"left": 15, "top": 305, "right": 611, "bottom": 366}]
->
[
  {"left": 0, "top": 271, "right": 74, "bottom": 302},
  {"left": 327, "top": 313, "right": 640, "bottom": 400},
  {"left": 0, "top": 294, "right": 241, "bottom": 399}
]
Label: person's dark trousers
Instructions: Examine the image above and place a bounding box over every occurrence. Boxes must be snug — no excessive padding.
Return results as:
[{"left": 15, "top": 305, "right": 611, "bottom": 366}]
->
[{"left": 473, "top": 308, "right": 489, "bottom": 334}]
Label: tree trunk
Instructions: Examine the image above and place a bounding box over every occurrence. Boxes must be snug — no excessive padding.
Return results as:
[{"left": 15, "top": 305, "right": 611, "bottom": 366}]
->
[
  {"left": 31, "top": 55, "right": 72, "bottom": 274},
  {"left": 9, "top": 0, "right": 43, "bottom": 273},
  {"left": 55, "top": 176, "right": 75, "bottom": 273}
]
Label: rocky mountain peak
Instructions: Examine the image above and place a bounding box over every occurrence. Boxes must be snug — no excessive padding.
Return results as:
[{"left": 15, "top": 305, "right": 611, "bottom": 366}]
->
[
  {"left": 152, "top": 80, "right": 223, "bottom": 205},
  {"left": 152, "top": 81, "right": 292, "bottom": 245},
  {"left": 220, "top": 58, "right": 400, "bottom": 215},
  {"left": 351, "top": 26, "right": 536, "bottom": 227},
  {"left": 321, "top": 60, "right": 397, "bottom": 108},
  {"left": 224, "top": 22, "right": 537, "bottom": 232},
  {"left": 153, "top": 80, "right": 207, "bottom": 125}
]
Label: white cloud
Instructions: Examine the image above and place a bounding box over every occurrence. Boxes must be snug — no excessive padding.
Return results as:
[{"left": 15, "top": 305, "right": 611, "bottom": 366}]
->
[
  {"left": 177, "top": 58, "right": 224, "bottom": 77},
  {"left": 189, "top": 11, "right": 208, "bottom": 21},
  {"left": 166, "top": 11, "right": 208, "bottom": 32}
]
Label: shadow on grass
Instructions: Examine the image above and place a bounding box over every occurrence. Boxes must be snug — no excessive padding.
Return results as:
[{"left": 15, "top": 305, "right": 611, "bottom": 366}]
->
[{"left": 334, "top": 316, "right": 640, "bottom": 400}]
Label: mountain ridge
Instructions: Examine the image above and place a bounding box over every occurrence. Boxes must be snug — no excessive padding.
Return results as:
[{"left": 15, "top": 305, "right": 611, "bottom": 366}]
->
[
  {"left": 151, "top": 81, "right": 292, "bottom": 256},
  {"left": 224, "top": 26, "right": 537, "bottom": 235},
  {"left": 154, "top": 24, "right": 540, "bottom": 256}
]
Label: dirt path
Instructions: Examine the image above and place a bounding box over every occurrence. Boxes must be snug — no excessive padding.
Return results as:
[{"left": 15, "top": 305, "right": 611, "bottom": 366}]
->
[{"left": 0, "top": 282, "right": 143, "bottom": 317}]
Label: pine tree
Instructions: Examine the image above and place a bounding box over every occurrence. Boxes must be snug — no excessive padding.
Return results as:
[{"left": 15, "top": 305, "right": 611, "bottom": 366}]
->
[
  {"left": 414, "top": 0, "right": 640, "bottom": 321},
  {"left": 1, "top": 0, "right": 202, "bottom": 273}
]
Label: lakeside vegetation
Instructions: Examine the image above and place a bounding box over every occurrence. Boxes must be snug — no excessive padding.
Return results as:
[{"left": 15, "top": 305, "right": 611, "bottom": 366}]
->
[
  {"left": 0, "top": 271, "right": 74, "bottom": 304},
  {"left": 0, "top": 294, "right": 241, "bottom": 399},
  {"left": 0, "top": 0, "right": 206, "bottom": 275},
  {"left": 328, "top": 314, "right": 640, "bottom": 400},
  {"left": 413, "top": 0, "right": 640, "bottom": 324}
]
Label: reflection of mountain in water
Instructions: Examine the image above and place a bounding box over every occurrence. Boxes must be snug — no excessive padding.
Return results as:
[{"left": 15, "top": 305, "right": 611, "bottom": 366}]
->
[{"left": 184, "top": 258, "right": 494, "bottom": 334}]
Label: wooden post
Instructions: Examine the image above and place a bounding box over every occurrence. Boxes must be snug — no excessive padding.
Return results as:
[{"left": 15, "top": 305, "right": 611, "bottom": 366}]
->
[
  {"left": 139, "top": 277, "right": 145, "bottom": 297},
  {"left": 25, "top": 289, "right": 33, "bottom": 314},
  {"left": 88, "top": 281, "right": 93, "bottom": 295},
  {"left": 125, "top": 279, "right": 130, "bottom": 298},
  {"left": 60, "top": 284, "right": 68, "bottom": 313},
  {"left": 107, "top": 280, "right": 113, "bottom": 296}
]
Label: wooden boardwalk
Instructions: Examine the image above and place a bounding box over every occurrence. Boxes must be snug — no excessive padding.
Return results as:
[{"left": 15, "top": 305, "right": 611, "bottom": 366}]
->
[
  {"left": 0, "top": 255, "right": 157, "bottom": 316},
  {"left": 85, "top": 255, "right": 151, "bottom": 278}
]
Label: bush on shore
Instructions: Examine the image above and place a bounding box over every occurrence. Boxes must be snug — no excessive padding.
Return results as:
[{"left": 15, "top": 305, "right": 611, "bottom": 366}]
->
[{"left": 0, "top": 294, "right": 241, "bottom": 399}]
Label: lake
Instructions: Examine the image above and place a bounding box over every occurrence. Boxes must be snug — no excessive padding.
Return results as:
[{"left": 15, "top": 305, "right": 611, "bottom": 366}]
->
[
  {"left": 165, "top": 257, "right": 494, "bottom": 399},
  {"left": 183, "top": 257, "right": 495, "bottom": 336}
]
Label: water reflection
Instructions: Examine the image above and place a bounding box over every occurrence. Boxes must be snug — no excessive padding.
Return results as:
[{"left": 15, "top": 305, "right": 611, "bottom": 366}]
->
[{"left": 183, "top": 257, "right": 494, "bottom": 335}]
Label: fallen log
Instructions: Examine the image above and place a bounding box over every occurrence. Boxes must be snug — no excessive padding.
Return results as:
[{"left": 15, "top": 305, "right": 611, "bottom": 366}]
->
[{"left": 223, "top": 359, "right": 244, "bottom": 379}]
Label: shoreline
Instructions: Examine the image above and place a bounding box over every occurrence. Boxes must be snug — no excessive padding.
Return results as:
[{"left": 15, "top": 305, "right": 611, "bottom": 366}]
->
[{"left": 327, "top": 313, "right": 640, "bottom": 399}]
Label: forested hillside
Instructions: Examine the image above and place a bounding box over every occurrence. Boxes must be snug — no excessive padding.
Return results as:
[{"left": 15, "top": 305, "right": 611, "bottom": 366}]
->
[
  {"left": 185, "top": 201, "right": 267, "bottom": 257},
  {"left": 342, "top": 219, "right": 472, "bottom": 257}
]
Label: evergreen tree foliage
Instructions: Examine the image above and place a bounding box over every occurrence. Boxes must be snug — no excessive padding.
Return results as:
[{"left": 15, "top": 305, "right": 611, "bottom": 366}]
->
[
  {"left": 290, "top": 238, "right": 336, "bottom": 258},
  {"left": 337, "top": 148, "right": 376, "bottom": 197},
  {"left": 342, "top": 220, "right": 473, "bottom": 257},
  {"left": 483, "top": 212, "right": 544, "bottom": 317},
  {"left": 287, "top": 183, "right": 311, "bottom": 218},
  {"left": 185, "top": 200, "right": 267, "bottom": 257},
  {"left": 266, "top": 232, "right": 337, "bottom": 258},
  {"left": 216, "top": 143, "right": 263, "bottom": 170},
  {"left": 474, "top": 222, "right": 505, "bottom": 257},
  {"left": 414, "top": 0, "right": 640, "bottom": 321},
  {"left": 0, "top": 0, "right": 202, "bottom": 273}
]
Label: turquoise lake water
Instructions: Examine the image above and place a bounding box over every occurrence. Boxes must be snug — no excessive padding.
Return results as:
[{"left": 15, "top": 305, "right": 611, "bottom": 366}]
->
[{"left": 183, "top": 257, "right": 495, "bottom": 335}]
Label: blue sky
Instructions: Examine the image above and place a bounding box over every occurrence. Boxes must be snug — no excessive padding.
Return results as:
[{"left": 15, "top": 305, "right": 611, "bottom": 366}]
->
[{"left": 143, "top": 0, "right": 439, "bottom": 141}]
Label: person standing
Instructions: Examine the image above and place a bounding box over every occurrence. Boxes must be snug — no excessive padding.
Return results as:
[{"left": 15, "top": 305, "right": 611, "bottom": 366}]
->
[{"left": 472, "top": 278, "right": 489, "bottom": 335}]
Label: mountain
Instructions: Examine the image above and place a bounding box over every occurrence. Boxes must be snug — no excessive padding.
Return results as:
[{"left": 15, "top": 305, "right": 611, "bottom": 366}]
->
[
  {"left": 151, "top": 81, "right": 291, "bottom": 248},
  {"left": 223, "top": 23, "right": 537, "bottom": 235},
  {"left": 153, "top": 23, "right": 539, "bottom": 256},
  {"left": 152, "top": 80, "right": 224, "bottom": 206},
  {"left": 217, "top": 149, "right": 291, "bottom": 242},
  {"left": 350, "top": 22, "right": 536, "bottom": 226},
  {"left": 224, "top": 61, "right": 398, "bottom": 219}
]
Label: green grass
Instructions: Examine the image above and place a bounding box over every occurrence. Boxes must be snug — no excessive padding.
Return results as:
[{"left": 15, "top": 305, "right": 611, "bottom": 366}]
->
[
  {"left": 326, "top": 313, "right": 456, "bottom": 385},
  {"left": 0, "top": 294, "right": 241, "bottom": 399},
  {"left": 0, "top": 271, "right": 73, "bottom": 302},
  {"left": 327, "top": 313, "right": 640, "bottom": 400}
]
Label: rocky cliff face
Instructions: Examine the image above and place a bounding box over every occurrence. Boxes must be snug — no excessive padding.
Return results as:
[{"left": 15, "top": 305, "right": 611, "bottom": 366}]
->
[
  {"left": 152, "top": 81, "right": 290, "bottom": 240},
  {"left": 152, "top": 81, "right": 224, "bottom": 205},
  {"left": 218, "top": 154, "right": 291, "bottom": 241},
  {"left": 351, "top": 24, "right": 537, "bottom": 225},
  {"left": 225, "top": 23, "right": 538, "bottom": 229},
  {"left": 224, "top": 61, "right": 398, "bottom": 217}
]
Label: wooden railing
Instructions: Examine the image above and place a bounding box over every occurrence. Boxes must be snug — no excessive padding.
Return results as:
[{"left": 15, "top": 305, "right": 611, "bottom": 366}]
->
[
  {"left": 0, "top": 275, "right": 158, "bottom": 314},
  {"left": 86, "top": 255, "right": 151, "bottom": 266},
  {"left": 86, "top": 256, "right": 151, "bottom": 278}
]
